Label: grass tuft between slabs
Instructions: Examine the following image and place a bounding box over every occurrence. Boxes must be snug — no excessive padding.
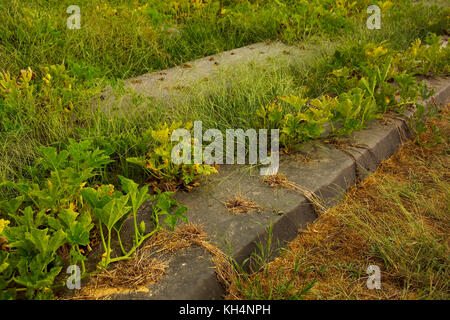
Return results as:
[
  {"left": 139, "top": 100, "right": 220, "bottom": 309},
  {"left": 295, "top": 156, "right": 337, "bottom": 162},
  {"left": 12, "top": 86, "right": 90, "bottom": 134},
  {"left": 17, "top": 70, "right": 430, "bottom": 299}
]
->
[{"left": 224, "top": 194, "right": 263, "bottom": 215}]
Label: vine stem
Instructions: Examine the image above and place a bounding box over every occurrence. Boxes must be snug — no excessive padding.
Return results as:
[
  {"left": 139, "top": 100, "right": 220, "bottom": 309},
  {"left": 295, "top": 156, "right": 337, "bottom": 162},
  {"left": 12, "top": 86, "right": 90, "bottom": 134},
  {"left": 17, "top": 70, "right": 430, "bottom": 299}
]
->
[
  {"left": 105, "top": 229, "right": 112, "bottom": 267},
  {"left": 108, "top": 227, "right": 159, "bottom": 264},
  {"left": 75, "top": 244, "right": 86, "bottom": 274},
  {"left": 98, "top": 221, "right": 107, "bottom": 255},
  {"left": 116, "top": 230, "right": 127, "bottom": 255},
  {"left": 132, "top": 209, "right": 141, "bottom": 247}
]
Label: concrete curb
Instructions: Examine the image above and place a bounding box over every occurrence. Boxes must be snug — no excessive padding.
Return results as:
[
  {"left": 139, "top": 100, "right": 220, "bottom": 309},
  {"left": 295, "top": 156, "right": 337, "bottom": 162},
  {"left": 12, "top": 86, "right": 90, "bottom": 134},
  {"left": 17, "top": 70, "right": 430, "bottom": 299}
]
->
[
  {"left": 108, "top": 78, "right": 449, "bottom": 300},
  {"left": 96, "top": 40, "right": 334, "bottom": 116}
]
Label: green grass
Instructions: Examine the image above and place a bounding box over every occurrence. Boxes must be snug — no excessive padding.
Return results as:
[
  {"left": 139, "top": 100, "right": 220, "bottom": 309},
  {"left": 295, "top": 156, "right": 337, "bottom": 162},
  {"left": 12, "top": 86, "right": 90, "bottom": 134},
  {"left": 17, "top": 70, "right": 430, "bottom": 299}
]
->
[
  {"left": 0, "top": 0, "right": 370, "bottom": 79},
  {"left": 2, "top": 0, "right": 445, "bottom": 80},
  {"left": 0, "top": 0, "right": 448, "bottom": 188},
  {"left": 1, "top": 0, "right": 447, "bottom": 183}
]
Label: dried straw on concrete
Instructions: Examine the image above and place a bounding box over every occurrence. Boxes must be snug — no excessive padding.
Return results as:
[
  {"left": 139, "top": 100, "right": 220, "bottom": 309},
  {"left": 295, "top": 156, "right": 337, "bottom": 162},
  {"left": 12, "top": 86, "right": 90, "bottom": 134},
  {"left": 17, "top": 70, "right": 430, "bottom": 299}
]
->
[
  {"left": 262, "top": 174, "right": 326, "bottom": 213},
  {"left": 224, "top": 194, "right": 263, "bottom": 214},
  {"left": 71, "top": 223, "right": 233, "bottom": 299}
]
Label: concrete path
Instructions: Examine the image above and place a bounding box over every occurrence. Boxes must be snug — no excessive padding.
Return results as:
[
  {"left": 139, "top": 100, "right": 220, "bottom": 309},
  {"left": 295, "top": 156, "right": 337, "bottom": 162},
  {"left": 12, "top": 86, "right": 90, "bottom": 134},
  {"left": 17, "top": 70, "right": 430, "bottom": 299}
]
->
[
  {"left": 90, "top": 77, "right": 449, "bottom": 300},
  {"left": 75, "top": 35, "right": 449, "bottom": 300},
  {"left": 97, "top": 40, "right": 334, "bottom": 115}
]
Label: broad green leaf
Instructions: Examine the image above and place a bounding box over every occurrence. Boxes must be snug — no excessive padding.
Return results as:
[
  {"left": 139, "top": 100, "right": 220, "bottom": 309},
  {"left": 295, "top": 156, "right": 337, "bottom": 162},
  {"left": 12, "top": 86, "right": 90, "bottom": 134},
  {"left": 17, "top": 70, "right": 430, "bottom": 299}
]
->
[
  {"left": 25, "top": 229, "right": 49, "bottom": 254},
  {"left": 67, "top": 223, "right": 90, "bottom": 246},
  {"left": 48, "top": 229, "right": 66, "bottom": 254},
  {"left": 58, "top": 209, "right": 79, "bottom": 228},
  {"left": 0, "top": 196, "right": 24, "bottom": 215},
  {"left": 97, "top": 196, "right": 131, "bottom": 231},
  {"left": 47, "top": 217, "right": 63, "bottom": 231}
]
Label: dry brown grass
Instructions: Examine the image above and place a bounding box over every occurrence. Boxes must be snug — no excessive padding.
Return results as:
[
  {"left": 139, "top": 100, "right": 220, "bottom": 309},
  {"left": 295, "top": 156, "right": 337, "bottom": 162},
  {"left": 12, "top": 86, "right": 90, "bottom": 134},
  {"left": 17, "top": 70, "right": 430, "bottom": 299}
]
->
[
  {"left": 72, "top": 251, "right": 168, "bottom": 300},
  {"left": 262, "top": 174, "right": 326, "bottom": 213},
  {"left": 227, "top": 105, "right": 450, "bottom": 300},
  {"left": 224, "top": 194, "right": 262, "bottom": 214},
  {"left": 71, "top": 223, "right": 232, "bottom": 300}
]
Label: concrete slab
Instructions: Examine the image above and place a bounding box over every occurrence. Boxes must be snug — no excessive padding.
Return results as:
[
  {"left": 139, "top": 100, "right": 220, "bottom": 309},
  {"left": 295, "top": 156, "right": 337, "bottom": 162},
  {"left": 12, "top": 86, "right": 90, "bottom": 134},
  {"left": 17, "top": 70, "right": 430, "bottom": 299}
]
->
[
  {"left": 113, "top": 246, "right": 223, "bottom": 300},
  {"left": 95, "top": 40, "right": 334, "bottom": 116},
  {"left": 127, "top": 77, "right": 449, "bottom": 300},
  {"left": 98, "top": 78, "right": 449, "bottom": 300},
  {"left": 74, "top": 34, "right": 449, "bottom": 299}
]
